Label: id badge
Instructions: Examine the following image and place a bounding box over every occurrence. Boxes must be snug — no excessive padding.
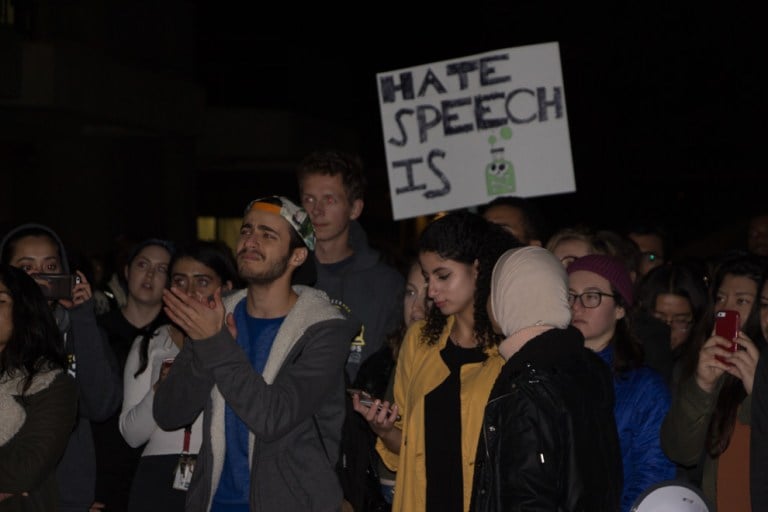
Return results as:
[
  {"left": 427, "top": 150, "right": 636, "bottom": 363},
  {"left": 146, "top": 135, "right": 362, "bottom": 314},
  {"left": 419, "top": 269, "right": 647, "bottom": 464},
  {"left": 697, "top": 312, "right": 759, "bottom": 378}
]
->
[{"left": 172, "top": 454, "right": 197, "bottom": 491}]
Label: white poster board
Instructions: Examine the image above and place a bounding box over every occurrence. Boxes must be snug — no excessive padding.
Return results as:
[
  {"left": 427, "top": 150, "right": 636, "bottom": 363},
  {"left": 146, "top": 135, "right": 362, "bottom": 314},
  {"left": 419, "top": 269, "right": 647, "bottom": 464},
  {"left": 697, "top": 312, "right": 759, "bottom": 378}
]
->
[{"left": 377, "top": 42, "right": 575, "bottom": 220}]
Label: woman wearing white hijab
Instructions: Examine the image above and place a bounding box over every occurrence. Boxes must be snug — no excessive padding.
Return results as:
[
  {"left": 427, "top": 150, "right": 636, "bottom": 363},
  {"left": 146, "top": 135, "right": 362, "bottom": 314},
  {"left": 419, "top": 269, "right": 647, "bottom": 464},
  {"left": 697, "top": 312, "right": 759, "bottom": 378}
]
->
[{"left": 471, "top": 246, "right": 623, "bottom": 512}]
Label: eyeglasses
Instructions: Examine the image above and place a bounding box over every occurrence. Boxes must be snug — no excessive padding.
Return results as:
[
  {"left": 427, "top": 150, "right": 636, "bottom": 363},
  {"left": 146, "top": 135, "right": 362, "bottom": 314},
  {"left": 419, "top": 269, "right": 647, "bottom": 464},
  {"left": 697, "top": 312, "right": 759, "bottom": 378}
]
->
[
  {"left": 652, "top": 312, "right": 693, "bottom": 331},
  {"left": 568, "top": 291, "right": 615, "bottom": 308}
]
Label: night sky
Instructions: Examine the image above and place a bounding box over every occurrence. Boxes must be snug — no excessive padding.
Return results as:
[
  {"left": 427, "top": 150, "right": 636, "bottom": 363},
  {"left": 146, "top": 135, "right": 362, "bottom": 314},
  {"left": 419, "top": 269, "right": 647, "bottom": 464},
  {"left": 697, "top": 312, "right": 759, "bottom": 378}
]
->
[
  {"left": 2, "top": 3, "right": 766, "bottom": 259},
  {"left": 191, "top": 4, "right": 767, "bottom": 256}
]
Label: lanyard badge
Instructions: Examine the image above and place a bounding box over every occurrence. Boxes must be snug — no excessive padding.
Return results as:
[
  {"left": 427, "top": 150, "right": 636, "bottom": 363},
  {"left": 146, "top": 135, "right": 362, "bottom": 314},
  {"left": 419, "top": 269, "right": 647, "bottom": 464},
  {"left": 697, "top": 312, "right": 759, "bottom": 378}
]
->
[{"left": 172, "top": 426, "right": 196, "bottom": 491}]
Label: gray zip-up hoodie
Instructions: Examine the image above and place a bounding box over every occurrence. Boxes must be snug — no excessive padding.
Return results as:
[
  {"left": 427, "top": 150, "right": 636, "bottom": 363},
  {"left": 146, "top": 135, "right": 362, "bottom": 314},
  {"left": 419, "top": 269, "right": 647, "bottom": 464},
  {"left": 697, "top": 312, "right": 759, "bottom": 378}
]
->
[
  {"left": 0, "top": 223, "right": 122, "bottom": 512},
  {"left": 154, "top": 285, "right": 358, "bottom": 512}
]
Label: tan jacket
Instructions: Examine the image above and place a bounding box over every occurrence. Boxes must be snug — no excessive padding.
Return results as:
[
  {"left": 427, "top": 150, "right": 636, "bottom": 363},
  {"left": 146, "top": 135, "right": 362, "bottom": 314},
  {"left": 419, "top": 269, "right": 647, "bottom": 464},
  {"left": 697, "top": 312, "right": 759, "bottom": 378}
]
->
[{"left": 377, "top": 316, "right": 504, "bottom": 512}]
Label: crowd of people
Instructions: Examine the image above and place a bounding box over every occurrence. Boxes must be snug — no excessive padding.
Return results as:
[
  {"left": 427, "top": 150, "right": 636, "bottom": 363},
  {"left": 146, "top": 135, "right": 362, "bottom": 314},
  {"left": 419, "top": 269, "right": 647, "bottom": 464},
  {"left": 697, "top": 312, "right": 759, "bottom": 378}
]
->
[{"left": 1, "top": 150, "right": 767, "bottom": 512}]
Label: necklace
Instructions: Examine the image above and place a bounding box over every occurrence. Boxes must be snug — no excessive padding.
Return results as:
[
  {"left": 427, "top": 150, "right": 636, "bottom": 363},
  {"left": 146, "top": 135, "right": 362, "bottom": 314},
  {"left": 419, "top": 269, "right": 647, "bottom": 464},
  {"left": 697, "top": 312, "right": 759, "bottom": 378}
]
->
[{"left": 450, "top": 327, "right": 477, "bottom": 348}]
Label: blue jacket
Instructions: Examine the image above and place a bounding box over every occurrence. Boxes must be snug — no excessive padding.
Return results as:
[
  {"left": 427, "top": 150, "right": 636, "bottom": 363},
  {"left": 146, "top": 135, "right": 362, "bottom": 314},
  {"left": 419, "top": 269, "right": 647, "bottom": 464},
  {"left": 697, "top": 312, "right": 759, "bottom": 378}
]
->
[{"left": 597, "top": 345, "right": 676, "bottom": 512}]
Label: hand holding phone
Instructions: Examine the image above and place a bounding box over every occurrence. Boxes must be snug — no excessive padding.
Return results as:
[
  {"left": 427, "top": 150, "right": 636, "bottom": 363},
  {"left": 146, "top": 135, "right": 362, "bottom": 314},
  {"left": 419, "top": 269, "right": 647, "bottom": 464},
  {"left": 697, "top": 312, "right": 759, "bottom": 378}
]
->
[
  {"left": 347, "top": 388, "right": 401, "bottom": 421},
  {"left": 34, "top": 273, "right": 81, "bottom": 300},
  {"left": 714, "top": 310, "right": 740, "bottom": 365}
]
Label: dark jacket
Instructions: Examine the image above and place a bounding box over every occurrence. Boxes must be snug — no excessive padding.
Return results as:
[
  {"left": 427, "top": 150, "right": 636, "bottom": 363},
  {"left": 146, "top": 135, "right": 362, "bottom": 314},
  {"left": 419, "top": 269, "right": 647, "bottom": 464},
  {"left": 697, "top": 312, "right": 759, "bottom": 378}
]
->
[
  {"left": 0, "top": 224, "right": 122, "bottom": 512},
  {"left": 661, "top": 370, "right": 751, "bottom": 510},
  {"left": 751, "top": 350, "right": 768, "bottom": 510},
  {"left": 314, "top": 221, "right": 404, "bottom": 381},
  {"left": 471, "top": 327, "right": 622, "bottom": 512},
  {"left": 153, "top": 286, "right": 359, "bottom": 512},
  {"left": 0, "top": 369, "right": 78, "bottom": 512}
]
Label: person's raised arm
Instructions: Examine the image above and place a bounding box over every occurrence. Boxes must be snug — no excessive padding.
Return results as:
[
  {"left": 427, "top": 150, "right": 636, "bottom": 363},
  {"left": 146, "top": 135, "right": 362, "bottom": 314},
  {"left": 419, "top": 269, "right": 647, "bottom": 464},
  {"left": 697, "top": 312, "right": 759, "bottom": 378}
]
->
[
  {"left": 661, "top": 333, "right": 729, "bottom": 466},
  {"left": 63, "top": 274, "right": 121, "bottom": 421},
  {"left": 161, "top": 286, "right": 357, "bottom": 439}
]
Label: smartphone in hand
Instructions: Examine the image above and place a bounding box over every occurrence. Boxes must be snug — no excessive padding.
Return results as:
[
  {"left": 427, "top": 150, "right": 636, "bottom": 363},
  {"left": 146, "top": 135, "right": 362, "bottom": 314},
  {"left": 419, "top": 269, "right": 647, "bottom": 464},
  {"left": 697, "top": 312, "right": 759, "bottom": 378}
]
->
[
  {"left": 715, "top": 310, "right": 740, "bottom": 364},
  {"left": 34, "top": 273, "right": 81, "bottom": 300},
  {"left": 347, "top": 388, "right": 401, "bottom": 421}
]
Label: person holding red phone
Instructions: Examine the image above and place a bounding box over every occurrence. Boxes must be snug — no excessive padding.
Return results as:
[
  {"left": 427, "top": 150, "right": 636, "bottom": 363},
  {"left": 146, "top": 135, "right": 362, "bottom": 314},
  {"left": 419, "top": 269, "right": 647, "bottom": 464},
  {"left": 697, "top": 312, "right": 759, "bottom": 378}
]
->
[{"left": 661, "top": 254, "right": 767, "bottom": 511}]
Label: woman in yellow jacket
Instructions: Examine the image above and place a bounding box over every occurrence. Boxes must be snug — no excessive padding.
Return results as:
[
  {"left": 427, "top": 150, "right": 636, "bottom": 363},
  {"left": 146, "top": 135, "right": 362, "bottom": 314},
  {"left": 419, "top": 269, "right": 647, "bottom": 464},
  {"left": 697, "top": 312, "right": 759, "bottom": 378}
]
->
[{"left": 353, "top": 212, "right": 520, "bottom": 512}]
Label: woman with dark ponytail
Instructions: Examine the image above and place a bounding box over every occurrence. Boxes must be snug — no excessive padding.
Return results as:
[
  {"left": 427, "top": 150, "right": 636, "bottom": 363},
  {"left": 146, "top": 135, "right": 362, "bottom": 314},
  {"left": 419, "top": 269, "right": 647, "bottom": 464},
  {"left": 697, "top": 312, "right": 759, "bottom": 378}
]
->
[{"left": 661, "top": 254, "right": 766, "bottom": 511}]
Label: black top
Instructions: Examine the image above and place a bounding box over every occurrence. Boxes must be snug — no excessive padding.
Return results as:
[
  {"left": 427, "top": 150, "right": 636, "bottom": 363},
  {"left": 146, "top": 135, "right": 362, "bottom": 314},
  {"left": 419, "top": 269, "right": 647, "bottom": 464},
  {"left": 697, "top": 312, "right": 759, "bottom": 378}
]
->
[
  {"left": 751, "top": 351, "right": 768, "bottom": 509},
  {"left": 98, "top": 308, "right": 147, "bottom": 370},
  {"left": 424, "top": 339, "right": 487, "bottom": 512},
  {"left": 91, "top": 308, "right": 159, "bottom": 509}
]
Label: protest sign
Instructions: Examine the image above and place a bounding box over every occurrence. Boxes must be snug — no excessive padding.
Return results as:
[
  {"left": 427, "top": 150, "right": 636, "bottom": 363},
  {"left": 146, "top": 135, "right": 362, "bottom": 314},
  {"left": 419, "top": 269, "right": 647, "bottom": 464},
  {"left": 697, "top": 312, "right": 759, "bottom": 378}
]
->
[{"left": 377, "top": 42, "right": 574, "bottom": 220}]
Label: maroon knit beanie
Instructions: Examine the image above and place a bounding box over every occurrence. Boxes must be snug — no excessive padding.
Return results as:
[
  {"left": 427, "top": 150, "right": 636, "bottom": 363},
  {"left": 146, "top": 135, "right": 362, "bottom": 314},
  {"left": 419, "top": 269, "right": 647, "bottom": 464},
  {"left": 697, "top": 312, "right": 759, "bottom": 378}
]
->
[{"left": 566, "top": 254, "right": 634, "bottom": 307}]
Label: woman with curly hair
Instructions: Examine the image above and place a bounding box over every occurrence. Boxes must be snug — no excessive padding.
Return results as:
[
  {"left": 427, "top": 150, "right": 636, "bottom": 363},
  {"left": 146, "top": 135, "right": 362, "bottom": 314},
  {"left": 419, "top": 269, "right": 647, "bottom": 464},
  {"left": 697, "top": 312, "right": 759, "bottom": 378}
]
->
[
  {"left": 353, "top": 212, "right": 520, "bottom": 512},
  {"left": 0, "top": 264, "right": 77, "bottom": 511}
]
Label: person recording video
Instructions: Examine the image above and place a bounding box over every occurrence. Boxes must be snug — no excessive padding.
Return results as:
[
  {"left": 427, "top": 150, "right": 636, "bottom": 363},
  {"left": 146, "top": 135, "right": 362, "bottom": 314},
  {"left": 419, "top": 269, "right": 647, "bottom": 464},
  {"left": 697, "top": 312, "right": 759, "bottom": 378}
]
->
[{"left": 0, "top": 223, "right": 121, "bottom": 512}]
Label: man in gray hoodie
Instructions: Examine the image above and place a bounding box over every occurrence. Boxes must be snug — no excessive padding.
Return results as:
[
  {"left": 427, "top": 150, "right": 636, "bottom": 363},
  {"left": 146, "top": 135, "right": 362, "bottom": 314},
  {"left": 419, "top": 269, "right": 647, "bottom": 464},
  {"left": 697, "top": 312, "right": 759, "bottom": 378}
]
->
[
  {"left": 155, "top": 196, "right": 358, "bottom": 512},
  {"left": 1, "top": 223, "right": 122, "bottom": 512}
]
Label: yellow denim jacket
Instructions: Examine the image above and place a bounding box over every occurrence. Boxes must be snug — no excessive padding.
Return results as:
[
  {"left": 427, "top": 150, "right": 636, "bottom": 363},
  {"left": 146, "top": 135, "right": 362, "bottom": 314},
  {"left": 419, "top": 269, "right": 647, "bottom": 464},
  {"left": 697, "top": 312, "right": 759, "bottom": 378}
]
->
[{"left": 376, "top": 316, "right": 504, "bottom": 512}]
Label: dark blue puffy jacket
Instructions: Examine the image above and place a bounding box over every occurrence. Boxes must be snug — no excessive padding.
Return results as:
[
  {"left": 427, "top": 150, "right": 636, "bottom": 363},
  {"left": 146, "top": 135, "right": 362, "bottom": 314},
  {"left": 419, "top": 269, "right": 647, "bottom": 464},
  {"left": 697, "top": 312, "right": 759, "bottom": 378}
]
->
[{"left": 597, "top": 344, "right": 676, "bottom": 512}]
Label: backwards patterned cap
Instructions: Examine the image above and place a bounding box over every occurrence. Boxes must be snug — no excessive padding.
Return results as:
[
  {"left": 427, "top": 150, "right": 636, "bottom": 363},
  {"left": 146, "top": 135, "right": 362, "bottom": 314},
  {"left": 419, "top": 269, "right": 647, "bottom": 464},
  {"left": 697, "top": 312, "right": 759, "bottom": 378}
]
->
[{"left": 244, "top": 196, "right": 316, "bottom": 251}]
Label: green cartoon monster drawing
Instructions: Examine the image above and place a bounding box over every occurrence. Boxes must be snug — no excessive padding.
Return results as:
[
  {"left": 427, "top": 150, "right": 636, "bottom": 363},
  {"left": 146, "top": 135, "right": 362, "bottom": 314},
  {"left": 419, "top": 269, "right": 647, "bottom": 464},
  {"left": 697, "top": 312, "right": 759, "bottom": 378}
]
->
[{"left": 485, "top": 127, "right": 515, "bottom": 195}]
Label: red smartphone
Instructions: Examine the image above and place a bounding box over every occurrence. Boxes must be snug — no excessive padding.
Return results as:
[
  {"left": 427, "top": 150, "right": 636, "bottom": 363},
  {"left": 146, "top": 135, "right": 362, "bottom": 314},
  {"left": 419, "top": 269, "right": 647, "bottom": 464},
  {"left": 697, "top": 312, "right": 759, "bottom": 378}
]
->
[{"left": 714, "top": 309, "right": 740, "bottom": 364}]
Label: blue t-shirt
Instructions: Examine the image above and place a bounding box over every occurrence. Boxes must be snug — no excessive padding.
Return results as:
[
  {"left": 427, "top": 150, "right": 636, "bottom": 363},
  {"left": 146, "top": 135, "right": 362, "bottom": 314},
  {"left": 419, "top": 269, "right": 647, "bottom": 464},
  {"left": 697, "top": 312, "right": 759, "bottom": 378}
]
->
[{"left": 211, "top": 299, "right": 285, "bottom": 512}]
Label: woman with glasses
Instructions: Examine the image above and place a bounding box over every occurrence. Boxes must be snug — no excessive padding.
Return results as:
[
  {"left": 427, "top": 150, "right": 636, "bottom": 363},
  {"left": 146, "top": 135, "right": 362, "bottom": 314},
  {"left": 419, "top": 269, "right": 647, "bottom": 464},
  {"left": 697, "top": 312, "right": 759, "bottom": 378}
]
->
[
  {"left": 567, "top": 254, "right": 675, "bottom": 512},
  {"left": 661, "top": 254, "right": 766, "bottom": 511},
  {"left": 635, "top": 263, "right": 709, "bottom": 361}
]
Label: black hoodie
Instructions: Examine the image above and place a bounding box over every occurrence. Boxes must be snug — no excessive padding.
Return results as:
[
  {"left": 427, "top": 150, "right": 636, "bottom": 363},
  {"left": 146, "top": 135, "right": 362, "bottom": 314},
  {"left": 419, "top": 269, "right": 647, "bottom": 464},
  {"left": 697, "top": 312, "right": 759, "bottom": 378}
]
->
[{"left": 313, "top": 220, "right": 404, "bottom": 381}]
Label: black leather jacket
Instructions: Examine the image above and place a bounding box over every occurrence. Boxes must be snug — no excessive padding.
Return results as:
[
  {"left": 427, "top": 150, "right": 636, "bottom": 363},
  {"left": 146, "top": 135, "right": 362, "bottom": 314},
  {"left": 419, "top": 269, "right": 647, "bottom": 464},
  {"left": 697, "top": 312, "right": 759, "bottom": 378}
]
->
[{"left": 471, "top": 327, "right": 623, "bottom": 512}]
